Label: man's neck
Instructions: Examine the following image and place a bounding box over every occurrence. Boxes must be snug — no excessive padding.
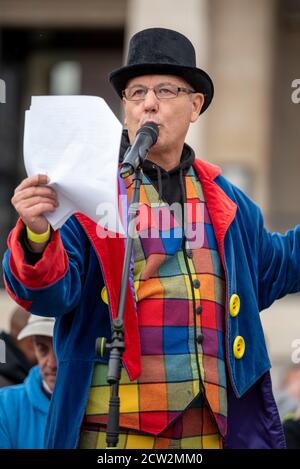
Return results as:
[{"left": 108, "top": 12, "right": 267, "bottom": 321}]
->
[
  {"left": 147, "top": 147, "right": 183, "bottom": 171},
  {"left": 42, "top": 379, "right": 53, "bottom": 399}
]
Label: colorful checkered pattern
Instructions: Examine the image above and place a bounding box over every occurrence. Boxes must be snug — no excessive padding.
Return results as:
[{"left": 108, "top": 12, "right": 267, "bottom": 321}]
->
[
  {"left": 79, "top": 395, "right": 222, "bottom": 449},
  {"left": 80, "top": 167, "right": 227, "bottom": 447}
]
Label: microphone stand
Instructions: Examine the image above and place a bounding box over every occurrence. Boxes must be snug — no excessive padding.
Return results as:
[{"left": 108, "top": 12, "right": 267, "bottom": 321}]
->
[{"left": 95, "top": 166, "right": 143, "bottom": 449}]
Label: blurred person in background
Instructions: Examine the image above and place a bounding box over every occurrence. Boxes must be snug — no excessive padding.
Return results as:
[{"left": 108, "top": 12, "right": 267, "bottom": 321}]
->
[
  {"left": 0, "top": 306, "right": 37, "bottom": 387},
  {"left": 283, "top": 403, "right": 300, "bottom": 449},
  {"left": 278, "top": 365, "right": 300, "bottom": 449},
  {"left": 276, "top": 365, "right": 300, "bottom": 421},
  {"left": 0, "top": 315, "right": 56, "bottom": 448}
]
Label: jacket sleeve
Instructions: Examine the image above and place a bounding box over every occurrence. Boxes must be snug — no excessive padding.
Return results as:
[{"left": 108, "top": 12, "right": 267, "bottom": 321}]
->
[
  {"left": 0, "top": 423, "right": 11, "bottom": 448},
  {"left": 2, "top": 215, "right": 87, "bottom": 317},
  {"left": 258, "top": 214, "right": 300, "bottom": 311},
  {"left": 0, "top": 393, "right": 12, "bottom": 448}
]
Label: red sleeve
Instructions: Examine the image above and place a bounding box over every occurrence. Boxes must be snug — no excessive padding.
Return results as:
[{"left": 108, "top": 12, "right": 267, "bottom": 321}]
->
[{"left": 8, "top": 218, "right": 69, "bottom": 289}]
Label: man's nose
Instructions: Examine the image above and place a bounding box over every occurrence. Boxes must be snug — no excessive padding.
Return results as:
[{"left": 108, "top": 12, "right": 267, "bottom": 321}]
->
[
  {"left": 47, "top": 349, "right": 57, "bottom": 369},
  {"left": 143, "top": 89, "right": 159, "bottom": 112}
]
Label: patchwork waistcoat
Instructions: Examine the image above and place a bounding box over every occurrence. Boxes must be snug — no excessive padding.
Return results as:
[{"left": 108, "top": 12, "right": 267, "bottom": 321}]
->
[{"left": 83, "top": 167, "right": 228, "bottom": 437}]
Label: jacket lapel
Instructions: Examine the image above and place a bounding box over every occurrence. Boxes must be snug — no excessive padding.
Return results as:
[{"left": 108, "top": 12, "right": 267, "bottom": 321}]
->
[
  {"left": 75, "top": 212, "right": 141, "bottom": 381},
  {"left": 193, "top": 159, "right": 237, "bottom": 262}
]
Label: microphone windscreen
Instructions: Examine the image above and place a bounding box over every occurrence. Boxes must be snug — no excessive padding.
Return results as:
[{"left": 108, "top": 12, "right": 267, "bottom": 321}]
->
[{"left": 137, "top": 122, "right": 159, "bottom": 144}]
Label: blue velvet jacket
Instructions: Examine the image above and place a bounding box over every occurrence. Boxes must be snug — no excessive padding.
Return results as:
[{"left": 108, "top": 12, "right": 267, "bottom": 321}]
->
[{"left": 2, "top": 159, "right": 300, "bottom": 448}]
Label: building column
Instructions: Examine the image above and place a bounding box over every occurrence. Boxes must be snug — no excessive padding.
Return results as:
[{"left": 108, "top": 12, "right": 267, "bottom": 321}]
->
[{"left": 207, "top": 0, "right": 276, "bottom": 212}]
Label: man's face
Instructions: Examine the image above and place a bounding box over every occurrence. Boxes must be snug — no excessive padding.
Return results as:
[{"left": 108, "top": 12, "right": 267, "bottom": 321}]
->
[
  {"left": 123, "top": 74, "right": 204, "bottom": 156},
  {"left": 33, "top": 335, "right": 57, "bottom": 392}
]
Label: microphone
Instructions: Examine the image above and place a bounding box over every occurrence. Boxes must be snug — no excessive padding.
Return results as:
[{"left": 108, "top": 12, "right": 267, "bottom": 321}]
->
[{"left": 120, "top": 122, "right": 159, "bottom": 178}]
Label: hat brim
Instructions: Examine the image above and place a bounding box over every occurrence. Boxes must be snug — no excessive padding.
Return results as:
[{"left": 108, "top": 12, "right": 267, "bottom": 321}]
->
[
  {"left": 109, "top": 63, "right": 214, "bottom": 114},
  {"left": 17, "top": 320, "right": 54, "bottom": 341}
]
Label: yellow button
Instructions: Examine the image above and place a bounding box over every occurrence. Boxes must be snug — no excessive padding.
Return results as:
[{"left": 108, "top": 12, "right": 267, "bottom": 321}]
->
[
  {"left": 233, "top": 336, "right": 245, "bottom": 359},
  {"left": 229, "top": 294, "right": 240, "bottom": 317},
  {"left": 101, "top": 286, "right": 108, "bottom": 305}
]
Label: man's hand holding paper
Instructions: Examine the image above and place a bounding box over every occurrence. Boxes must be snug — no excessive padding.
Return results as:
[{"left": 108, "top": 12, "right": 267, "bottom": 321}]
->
[{"left": 22, "top": 95, "right": 124, "bottom": 236}]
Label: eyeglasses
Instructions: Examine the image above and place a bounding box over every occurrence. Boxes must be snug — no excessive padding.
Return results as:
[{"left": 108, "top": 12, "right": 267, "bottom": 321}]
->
[{"left": 122, "top": 83, "right": 195, "bottom": 101}]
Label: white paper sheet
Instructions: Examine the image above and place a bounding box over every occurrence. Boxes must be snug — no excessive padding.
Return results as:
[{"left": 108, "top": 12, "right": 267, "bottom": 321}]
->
[{"left": 23, "top": 95, "right": 124, "bottom": 234}]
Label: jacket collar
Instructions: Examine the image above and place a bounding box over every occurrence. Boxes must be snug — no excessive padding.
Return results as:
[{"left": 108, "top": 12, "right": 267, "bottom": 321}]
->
[
  {"left": 193, "top": 159, "right": 237, "bottom": 261},
  {"left": 193, "top": 158, "right": 222, "bottom": 180},
  {"left": 25, "top": 365, "right": 50, "bottom": 413}
]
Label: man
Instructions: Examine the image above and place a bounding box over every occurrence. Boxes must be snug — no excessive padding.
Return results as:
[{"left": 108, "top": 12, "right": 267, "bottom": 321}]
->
[
  {"left": 276, "top": 365, "right": 300, "bottom": 420},
  {"left": 0, "top": 306, "right": 36, "bottom": 387},
  {"left": 280, "top": 365, "right": 300, "bottom": 449},
  {"left": 283, "top": 406, "right": 300, "bottom": 449},
  {"left": 2, "top": 28, "right": 300, "bottom": 449},
  {"left": 0, "top": 315, "right": 56, "bottom": 448}
]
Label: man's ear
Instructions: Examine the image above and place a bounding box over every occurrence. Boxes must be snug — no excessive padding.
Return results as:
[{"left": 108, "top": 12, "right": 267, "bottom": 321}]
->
[{"left": 190, "top": 93, "right": 205, "bottom": 122}]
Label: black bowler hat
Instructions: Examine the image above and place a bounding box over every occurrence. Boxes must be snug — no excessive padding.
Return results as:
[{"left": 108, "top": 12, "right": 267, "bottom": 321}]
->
[{"left": 109, "top": 27, "right": 214, "bottom": 114}]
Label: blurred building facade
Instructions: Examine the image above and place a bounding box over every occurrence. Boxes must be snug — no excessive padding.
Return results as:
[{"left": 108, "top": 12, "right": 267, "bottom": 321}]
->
[{"left": 0, "top": 0, "right": 299, "bottom": 374}]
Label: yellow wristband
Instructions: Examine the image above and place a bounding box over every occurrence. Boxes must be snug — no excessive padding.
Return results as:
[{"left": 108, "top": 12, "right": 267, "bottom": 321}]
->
[{"left": 26, "top": 224, "right": 51, "bottom": 244}]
